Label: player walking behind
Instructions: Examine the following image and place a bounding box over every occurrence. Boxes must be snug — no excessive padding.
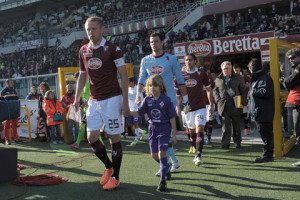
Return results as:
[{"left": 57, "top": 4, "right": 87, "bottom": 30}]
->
[
  {"left": 74, "top": 16, "right": 130, "bottom": 190},
  {"left": 182, "top": 54, "right": 214, "bottom": 166},
  {"left": 131, "top": 75, "right": 177, "bottom": 192}
]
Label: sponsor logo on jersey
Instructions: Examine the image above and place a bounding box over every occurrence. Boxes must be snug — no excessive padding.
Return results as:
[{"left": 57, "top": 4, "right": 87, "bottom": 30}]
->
[
  {"left": 83, "top": 49, "right": 93, "bottom": 57},
  {"left": 87, "top": 58, "right": 102, "bottom": 70},
  {"left": 151, "top": 109, "right": 161, "bottom": 119},
  {"left": 188, "top": 41, "right": 211, "bottom": 57},
  {"left": 150, "top": 66, "right": 164, "bottom": 74},
  {"left": 185, "top": 79, "right": 197, "bottom": 87}
]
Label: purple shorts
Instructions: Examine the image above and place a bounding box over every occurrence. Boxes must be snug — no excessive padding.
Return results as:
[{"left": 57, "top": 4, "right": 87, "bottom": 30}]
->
[
  {"left": 148, "top": 123, "right": 171, "bottom": 153},
  {"left": 127, "top": 115, "right": 139, "bottom": 124}
]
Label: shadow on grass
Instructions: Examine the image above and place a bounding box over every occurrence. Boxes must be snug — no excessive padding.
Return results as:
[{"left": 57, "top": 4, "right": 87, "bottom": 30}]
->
[
  {"left": 3, "top": 181, "right": 201, "bottom": 200},
  {"left": 175, "top": 183, "right": 278, "bottom": 200}
]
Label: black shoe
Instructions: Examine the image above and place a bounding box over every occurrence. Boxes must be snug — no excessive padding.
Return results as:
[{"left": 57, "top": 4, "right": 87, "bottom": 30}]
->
[
  {"left": 157, "top": 181, "right": 167, "bottom": 192},
  {"left": 235, "top": 143, "right": 241, "bottom": 148},
  {"left": 254, "top": 157, "right": 274, "bottom": 163},
  {"left": 221, "top": 145, "right": 229, "bottom": 149},
  {"left": 14, "top": 139, "right": 21, "bottom": 143}
]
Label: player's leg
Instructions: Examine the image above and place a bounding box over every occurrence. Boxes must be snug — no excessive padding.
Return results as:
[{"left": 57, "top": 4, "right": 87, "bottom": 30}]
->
[
  {"left": 86, "top": 100, "right": 113, "bottom": 187},
  {"left": 102, "top": 95, "right": 125, "bottom": 190},
  {"left": 194, "top": 108, "right": 206, "bottom": 166},
  {"left": 157, "top": 130, "right": 171, "bottom": 192}
]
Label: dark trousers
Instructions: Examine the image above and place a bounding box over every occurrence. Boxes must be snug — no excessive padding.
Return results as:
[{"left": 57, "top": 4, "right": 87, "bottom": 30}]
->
[
  {"left": 257, "top": 122, "right": 274, "bottom": 158},
  {"left": 221, "top": 111, "right": 241, "bottom": 146},
  {"left": 292, "top": 108, "right": 300, "bottom": 138}
]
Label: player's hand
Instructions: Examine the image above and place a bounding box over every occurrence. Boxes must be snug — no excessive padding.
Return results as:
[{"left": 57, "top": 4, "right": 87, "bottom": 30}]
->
[
  {"left": 135, "top": 92, "right": 144, "bottom": 107},
  {"left": 181, "top": 101, "right": 190, "bottom": 114},
  {"left": 121, "top": 103, "right": 130, "bottom": 117},
  {"left": 73, "top": 101, "right": 80, "bottom": 112}
]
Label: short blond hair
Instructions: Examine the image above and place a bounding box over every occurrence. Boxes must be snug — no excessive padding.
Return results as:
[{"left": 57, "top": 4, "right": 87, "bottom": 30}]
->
[
  {"left": 85, "top": 16, "right": 103, "bottom": 27},
  {"left": 145, "top": 75, "right": 167, "bottom": 96}
]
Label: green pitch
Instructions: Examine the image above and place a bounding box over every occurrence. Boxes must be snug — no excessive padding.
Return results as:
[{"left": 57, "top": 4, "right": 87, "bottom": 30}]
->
[{"left": 1, "top": 139, "right": 300, "bottom": 200}]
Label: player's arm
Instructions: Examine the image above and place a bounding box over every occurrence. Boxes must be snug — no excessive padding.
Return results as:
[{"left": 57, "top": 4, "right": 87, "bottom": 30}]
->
[
  {"left": 136, "top": 58, "right": 147, "bottom": 105},
  {"left": 205, "top": 86, "right": 214, "bottom": 115},
  {"left": 117, "top": 65, "right": 130, "bottom": 117},
  {"left": 171, "top": 117, "right": 177, "bottom": 144},
  {"left": 172, "top": 57, "right": 189, "bottom": 112},
  {"left": 74, "top": 72, "right": 87, "bottom": 111}
]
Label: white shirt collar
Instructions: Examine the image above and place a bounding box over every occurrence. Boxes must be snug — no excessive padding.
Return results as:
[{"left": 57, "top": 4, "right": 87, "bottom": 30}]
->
[
  {"left": 88, "top": 37, "right": 106, "bottom": 49},
  {"left": 185, "top": 67, "right": 198, "bottom": 74}
]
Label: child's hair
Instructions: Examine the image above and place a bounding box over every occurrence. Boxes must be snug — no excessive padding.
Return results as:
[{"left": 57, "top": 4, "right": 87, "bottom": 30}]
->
[
  {"left": 44, "top": 90, "right": 56, "bottom": 100},
  {"left": 129, "top": 77, "right": 136, "bottom": 83},
  {"left": 145, "top": 75, "right": 167, "bottom": 96}
]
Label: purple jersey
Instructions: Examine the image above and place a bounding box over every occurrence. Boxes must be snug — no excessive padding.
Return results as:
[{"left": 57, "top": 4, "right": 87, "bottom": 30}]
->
[{"left": 138, "top": 94, "right": 177, "bottom": 124}]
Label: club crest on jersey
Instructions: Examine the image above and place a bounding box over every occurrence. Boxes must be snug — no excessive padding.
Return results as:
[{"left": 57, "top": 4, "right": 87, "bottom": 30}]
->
[
  {"left": 88, "top": 58, "right": 102, "bottom": 70},
  {"left": 185, "top": 79, "right": 197, "bottom": 87},
  {"left": 150, "top": 66, "right": 164, "bottom": 74},
  {"left": 151, "top": 109, "right": 161, "bottom": 119},
  {"left": 160, "top": 101, "right": 164, "bottom": 108}
]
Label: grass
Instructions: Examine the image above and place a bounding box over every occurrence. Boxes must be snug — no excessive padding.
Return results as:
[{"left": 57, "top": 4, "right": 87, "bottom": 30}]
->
[{"left": 0, "top": 138, "right": 300, "bottom": 200}]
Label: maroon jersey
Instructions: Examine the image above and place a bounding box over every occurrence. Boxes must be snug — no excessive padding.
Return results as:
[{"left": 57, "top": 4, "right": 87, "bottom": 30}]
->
[
  {"left": 182, "top": 68, "right": 210, "bottom": 111},
  {"left": 203, "top": 74, "right": 215, "bottom": 105},
  {"left": 79, "top": 38, "right": 125, "bottom": 101}
]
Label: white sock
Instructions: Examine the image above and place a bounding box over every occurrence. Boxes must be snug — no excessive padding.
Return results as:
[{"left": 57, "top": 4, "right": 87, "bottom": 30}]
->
[{"left": 135, "top": 129, "right": 139, "bottom": 140}]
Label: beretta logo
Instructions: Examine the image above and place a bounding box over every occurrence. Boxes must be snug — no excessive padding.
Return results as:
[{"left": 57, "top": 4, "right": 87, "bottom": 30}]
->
[
  {"left": 188, "top": 41, "right": 211, "bottom": 56},
  {"left": 185, "top": 79, "right": 197, "bottom": 87},
  {"left": 150, "top": 66, "right": 164, "bottom": 74},
  {"left": 88, "top": 58, "right": 102, "bottom": 70}
]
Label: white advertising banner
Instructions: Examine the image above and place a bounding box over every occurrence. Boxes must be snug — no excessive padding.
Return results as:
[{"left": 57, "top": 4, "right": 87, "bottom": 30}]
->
[{"left": 18, "top": 100, "right": 39, "bottom": 138}]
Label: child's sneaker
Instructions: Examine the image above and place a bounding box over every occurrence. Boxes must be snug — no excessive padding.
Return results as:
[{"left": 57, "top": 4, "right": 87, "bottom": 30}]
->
[
  {"left": 130, "top": 139, "right": 139, "bottom": 146},
  {"left": 155, "top": 169, "right": 160, "bottom": 177},
  {"left": 170, "top": 161, "right": 180, "bottom": 173},
  {"left": 195, "top": 156, "right": 203, "bottom": 166},
  {"left": 157, "top": 181, "right": 167, "bottom": 192},
  {"left": 52, "top": 141, "right": 58, "bottom": 145},
  {"left": 292, "top": 161, "right": 300, "bottom": 167}
]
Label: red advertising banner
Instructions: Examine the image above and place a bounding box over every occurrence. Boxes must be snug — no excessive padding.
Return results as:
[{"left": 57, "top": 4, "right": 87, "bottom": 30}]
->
[
  {"left": 174, "top": 31, "right": 275, "bottom": 64},
  {"left": 17, "top": 39, "right": 44, "bottom": 51}
]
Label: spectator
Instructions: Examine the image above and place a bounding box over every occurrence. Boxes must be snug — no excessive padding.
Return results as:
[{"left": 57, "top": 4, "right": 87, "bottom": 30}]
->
[
  {"left": 247, "top": 59, "right": 274, "bottom": 163},
  {"left": 269, "top": 4, "right": 278, "bottom": 18},
  {"left": 1, "top": 79, "right": 20, "bottom": 145},
  {"left": 38, "top": 82, "right": 51, "bottom": 141},
  {"left": 43, "top": 90, "right": 64, "bottom": 144},
  {"left": 283, "top": 47, "right": 300, "bottom": 147},
  {"left": 12, "top": 69, "right": 22, "bottom": 78},
  {"left": 214, "top": 61, "right": 248, "bottom": 149},
  {"left": 25, "top": 86, "right": 39, "bottom": 100},
  {"left": 61, "top": 84, "right": 79, "bottom": 144}
]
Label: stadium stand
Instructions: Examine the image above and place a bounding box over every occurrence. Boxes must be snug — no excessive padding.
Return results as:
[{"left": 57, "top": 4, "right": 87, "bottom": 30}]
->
[{"left": 0, "top": 0, "right": 298, "bottom": 79}]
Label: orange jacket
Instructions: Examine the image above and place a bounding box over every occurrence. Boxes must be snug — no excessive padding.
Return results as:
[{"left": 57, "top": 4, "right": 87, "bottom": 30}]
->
[{"left": 43, "top": 99, "right": 65, "bottom": 126}]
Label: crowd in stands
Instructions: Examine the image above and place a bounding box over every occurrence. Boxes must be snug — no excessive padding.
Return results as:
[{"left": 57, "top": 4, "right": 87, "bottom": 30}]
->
[
  {"left": 0, "top": 45, "right": 80, "bottom": 79},
  {"left": 1, "top": 1, "right": 300, "bottom": 79},
  {"left": 0, "top": 0, "right": 196, "bottom": 46},
  {"left": 166, "top": 3, "right": 300, "bottom": 46}
]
